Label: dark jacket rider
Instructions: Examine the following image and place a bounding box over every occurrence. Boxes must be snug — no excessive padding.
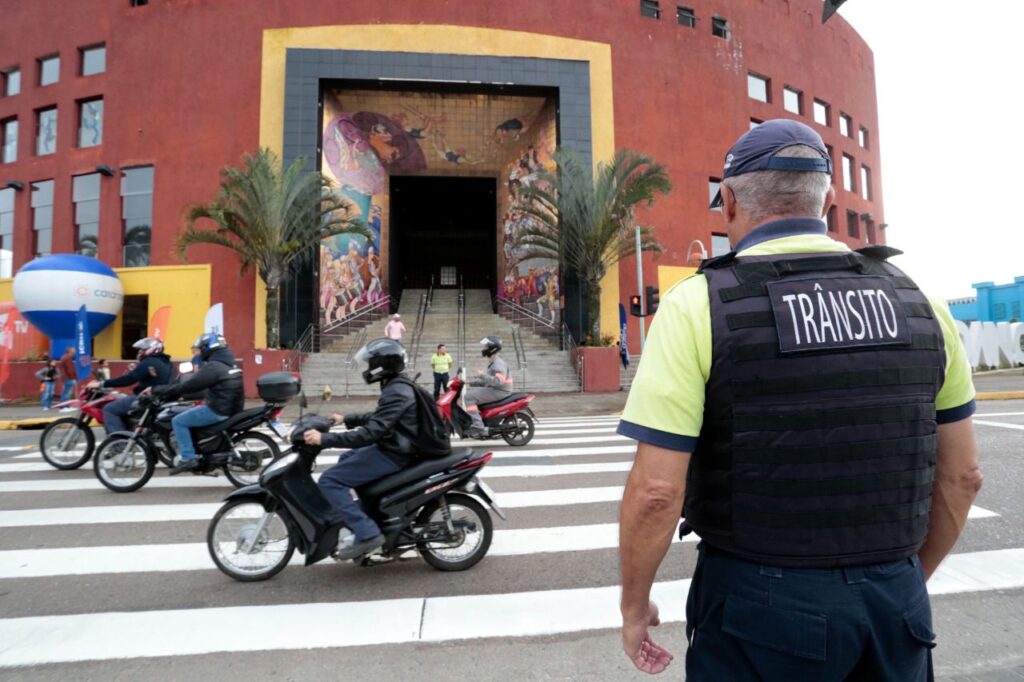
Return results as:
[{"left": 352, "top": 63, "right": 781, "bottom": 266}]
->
[
  {"left": 304, "top": 337, "right": 436, "bottom": 560},
  {"left": 90, "top": 337, "right": 172, "bottom": 434}
]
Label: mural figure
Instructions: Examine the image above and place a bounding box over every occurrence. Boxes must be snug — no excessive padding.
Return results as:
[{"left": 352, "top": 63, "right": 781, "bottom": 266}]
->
[
  {"left": 392, "top": 105, "right": 444, "bottom": 140},
  {"left": 431, "top": 130, "right": 485, "bottom": 165}
]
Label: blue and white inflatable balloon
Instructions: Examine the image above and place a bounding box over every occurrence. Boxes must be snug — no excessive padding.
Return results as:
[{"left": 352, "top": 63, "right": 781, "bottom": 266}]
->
[{"left": 13, "top": 255, "right": 123, "bottom": 356}]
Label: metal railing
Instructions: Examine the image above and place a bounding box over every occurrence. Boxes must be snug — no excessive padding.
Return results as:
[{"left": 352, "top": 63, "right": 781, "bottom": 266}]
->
[
  {"left": 496, "top": 296, "right": 559, "bottom": 342},
  {"left": 510, "top": 324, "right": 528, "bottom": 389},
  {"left": 407, "top": 292, "right": 429, "bottom": 370},
  {"left": 561, "top": 321, "right": 584, "bottom": 392},
  {"left": 342, "top": 326, "right": 368, "bottom": 397},
  {"left": 456, "top": 283, "right": 467, "bottom": 370},
  {"left": 285, "top": 295, "right": 395, "bottom": 372}
]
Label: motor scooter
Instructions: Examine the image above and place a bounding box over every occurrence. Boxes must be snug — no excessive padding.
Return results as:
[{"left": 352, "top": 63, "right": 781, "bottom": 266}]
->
[
  {"left": 206, "top": 414, "right": 505, "bottom": 582},
  {"left": 38, "top": 387, "right": 126, "bottom": 470},
  {"left": 436, "top": 368, "right": 537, "bottom": 446}
]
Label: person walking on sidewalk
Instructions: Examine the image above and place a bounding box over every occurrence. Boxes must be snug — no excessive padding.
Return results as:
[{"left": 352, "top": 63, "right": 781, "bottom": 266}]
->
[
  {"left": 57, "top": 347, "right": 77, "bottom": 409},
  {"left": 430, "top": 343, "right": 454, "bottom": 400},
  {"left": 36, "top": 360, "right": 58, "bottom": 410},
  {"left": 384, "top": 314, "right": 405, "bottom": 341}
]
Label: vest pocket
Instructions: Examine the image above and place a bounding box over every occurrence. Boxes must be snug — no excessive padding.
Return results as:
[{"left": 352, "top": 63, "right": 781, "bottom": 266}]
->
[{"left": 721, "top": 593, "right": 828, "bottom": 661}]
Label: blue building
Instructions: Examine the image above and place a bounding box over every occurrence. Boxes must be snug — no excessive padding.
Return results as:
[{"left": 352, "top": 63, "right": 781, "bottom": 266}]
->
[{"left": 948, "top": 276, "right": 1024, "bottom": 322}]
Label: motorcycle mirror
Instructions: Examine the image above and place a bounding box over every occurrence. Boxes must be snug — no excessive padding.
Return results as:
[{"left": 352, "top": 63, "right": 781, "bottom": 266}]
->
[
  {"left": 322, "top": 385, "right": 332, "bottom": 402},
  {"left": 178, "top": 361, "right": 194, "bottom": 375},
  {"left": 299, "top": 392, "right": 308, "bottom": 409}
]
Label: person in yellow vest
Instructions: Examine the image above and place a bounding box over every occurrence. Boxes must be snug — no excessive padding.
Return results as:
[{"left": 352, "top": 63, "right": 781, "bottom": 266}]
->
[{"left": 430, "top": 343, "right": 454, "bottom": 400}]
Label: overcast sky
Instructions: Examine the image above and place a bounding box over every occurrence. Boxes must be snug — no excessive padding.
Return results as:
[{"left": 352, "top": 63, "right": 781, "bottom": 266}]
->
[{"left": 837, "top": 2, "right": 1021, "bottom": 300}]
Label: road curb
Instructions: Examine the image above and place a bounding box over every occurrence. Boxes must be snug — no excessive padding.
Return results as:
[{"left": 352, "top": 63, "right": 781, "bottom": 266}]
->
[
  {"left": 975, "top": 391, "right": 1024, "bottom": 401},
  {"left": 0, "top": 417, "right": 56, "bottom": 431}
]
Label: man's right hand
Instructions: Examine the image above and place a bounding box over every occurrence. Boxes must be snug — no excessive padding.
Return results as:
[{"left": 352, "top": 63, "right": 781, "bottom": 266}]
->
[
  {"left": 303, "top": 430, "right": 322, "bottom": 446},
  {"left": 86, "top": 381, "right": 101, "bottom": 389}
]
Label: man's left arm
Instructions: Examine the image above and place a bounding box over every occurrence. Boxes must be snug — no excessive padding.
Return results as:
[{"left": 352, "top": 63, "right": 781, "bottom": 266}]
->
[
  {"left": 619, "top": 443, "right": 690, "bottom": 674},
  {"left": 321, "top": 385, "right": 410, "bottom": 449}
]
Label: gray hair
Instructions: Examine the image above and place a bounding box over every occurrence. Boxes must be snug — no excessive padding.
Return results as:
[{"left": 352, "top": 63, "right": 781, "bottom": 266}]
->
[{"left": 722, "top": 145, "right": 832, "bottom": 224}]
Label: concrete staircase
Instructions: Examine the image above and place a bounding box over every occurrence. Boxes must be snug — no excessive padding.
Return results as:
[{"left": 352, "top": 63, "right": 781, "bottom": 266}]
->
[{"left": 299, "top": 289, "right": 580, "bottom": 396}]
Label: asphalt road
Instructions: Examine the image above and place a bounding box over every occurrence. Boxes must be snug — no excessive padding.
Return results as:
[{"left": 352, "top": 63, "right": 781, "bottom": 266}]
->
[{"left": 0, "top": 402, "right": 1021, "bottom": 681}]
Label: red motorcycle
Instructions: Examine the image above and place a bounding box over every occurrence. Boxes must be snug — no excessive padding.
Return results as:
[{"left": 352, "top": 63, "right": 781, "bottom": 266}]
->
[{"left": 436, "top": 368, "right": 536, "bottom": 446}]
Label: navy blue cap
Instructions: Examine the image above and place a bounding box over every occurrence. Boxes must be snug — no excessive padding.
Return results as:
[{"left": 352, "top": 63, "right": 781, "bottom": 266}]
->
[{"left": 710, "top": 119, "right": 832, "bottom": 208}]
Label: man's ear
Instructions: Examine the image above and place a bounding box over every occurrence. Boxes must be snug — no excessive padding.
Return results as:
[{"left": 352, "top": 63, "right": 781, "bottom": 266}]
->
[
  {"left": 722, "top": 184, "right": 738, "bottom": 223},
  {"left": 821, "top": 185, "right": 836, "bottom": 217}
]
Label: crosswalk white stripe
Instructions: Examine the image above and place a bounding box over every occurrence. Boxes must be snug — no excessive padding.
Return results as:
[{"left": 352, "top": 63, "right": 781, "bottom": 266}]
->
[
  {"left": 973, "top": 419, "right": 1024, "bottom": 431},
  {"left": 974, "top": 411, "right": 1024, "bottom": 417},
  {"left": 1, "top": 547, "right": 1022, "bottom": 667}
]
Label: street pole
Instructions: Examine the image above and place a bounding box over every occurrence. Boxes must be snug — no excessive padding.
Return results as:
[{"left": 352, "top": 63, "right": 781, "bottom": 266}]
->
[{"left": 635, "top": 226, "right": 645, "bottom": 350}]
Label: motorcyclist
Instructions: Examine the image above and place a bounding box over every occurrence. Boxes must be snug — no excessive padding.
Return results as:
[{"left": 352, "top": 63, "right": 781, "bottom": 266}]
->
[
  {"left": 464, "top": 336, "right": 513, "bottom": 437},
  {"left": 303, "top": 337, "right": 439, "bottom": 560},
  {"left": 152, "top": 333, "right": 244, "bottom": 475},
  {"left": 88, "top": 337, "right": 172, "bottom": 434}
]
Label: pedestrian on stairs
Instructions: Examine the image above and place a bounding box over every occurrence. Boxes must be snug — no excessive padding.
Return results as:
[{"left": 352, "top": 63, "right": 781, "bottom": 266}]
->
[
  {"left": 430, "top": 343, "right": 454, "bottom": 400},
  {"left": 384, "top": 314, "right": 405, "bottom": 341}
]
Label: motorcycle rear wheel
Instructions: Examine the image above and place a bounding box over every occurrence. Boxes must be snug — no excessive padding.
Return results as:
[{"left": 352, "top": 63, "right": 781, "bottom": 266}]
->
[
  {"left": 93, "top": 435, "right": 155, "bottom": 493},
  {"left": 416, "top": 493, "right": 493, "bottom": 571},
  {"left": 207, "top": 499, "right": 294, "bottom": 582},
  {"left": 500, "top": 413, "right": 535, "bottom": 446},
  {"left": 223, "top": 431, "right": 280, "bottom": 488},
  {"left": 39, "top": 418, "right": 95, "bottom": 469}
]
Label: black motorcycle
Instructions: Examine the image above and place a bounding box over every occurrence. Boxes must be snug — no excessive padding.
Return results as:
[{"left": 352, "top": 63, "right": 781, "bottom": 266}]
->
[
  {"left": 205, "top": 414, "right": 505, "bottom": 582},
  {"left": 93, "top": 372, "right": 299, "bottom": 493}
]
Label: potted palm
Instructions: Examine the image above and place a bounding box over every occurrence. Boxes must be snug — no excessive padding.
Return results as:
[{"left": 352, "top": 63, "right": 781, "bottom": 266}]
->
[{"left": 515, "top": 148, "right": 670, "bottom": 390}]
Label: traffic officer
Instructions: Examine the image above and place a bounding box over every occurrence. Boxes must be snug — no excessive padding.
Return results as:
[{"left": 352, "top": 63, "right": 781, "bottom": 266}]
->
[{"left": 616, "top": 119, "right": 981, "bottom": 679}]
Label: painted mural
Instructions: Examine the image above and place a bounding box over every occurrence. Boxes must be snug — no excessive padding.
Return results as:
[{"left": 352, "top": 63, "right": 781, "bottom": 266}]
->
[{"left": 318, "top": 89, "right": 559, "bottom": 327}]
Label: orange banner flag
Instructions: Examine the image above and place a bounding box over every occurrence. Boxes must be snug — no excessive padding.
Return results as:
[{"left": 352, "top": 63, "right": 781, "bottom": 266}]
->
[{"left": 148, "top": 306, "right": 172, "bottom": 341}]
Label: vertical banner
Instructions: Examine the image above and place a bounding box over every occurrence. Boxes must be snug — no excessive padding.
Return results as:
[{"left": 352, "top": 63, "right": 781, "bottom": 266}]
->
[
  {"left": 0, "top": 309, "right": 13, "bottom": 390},
  {"left": 74, "top": 305, "right": 93, "bottom": 381},
  {"left": 618, "top": 303, "right": 630, "bottom": 369},
  {"left": 204, "top": 303, "right": 224, "bottom": 335},
  {"left": 148, "top": 305, "right": 173, "bottom": 341}
]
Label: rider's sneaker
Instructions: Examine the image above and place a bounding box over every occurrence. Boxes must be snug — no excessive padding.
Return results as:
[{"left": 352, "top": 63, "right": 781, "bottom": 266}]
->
[
  {"left": 169, "top": 458, "right": 200, "bottom": 476},
  {"left": 336, "top": 534, "right": 385, "bottom": 560}
]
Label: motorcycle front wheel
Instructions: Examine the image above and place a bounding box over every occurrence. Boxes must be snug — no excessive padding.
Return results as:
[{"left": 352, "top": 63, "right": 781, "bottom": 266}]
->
[
  {"left": 40, "top": 418, "right": 95, "bottom": 469},
  {"left": 93, "top": 435, "right": 156, "bottom": 493},
  {"left": 224, "top": 431, "right": 280, "bottom": 489},
  {"left": 500, "top": 413, "right": 535, "bottom": 446},
  {"left": 416, "top": 493, "right": 493, "bottom": 571},
  {"left": 207, "top": 499, "right": 294, "bottom": 582}
]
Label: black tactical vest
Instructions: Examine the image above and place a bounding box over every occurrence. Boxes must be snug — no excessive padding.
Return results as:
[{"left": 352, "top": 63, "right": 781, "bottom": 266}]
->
[{"left": 685, "top": 246, "right": 945, "bottom": 568}]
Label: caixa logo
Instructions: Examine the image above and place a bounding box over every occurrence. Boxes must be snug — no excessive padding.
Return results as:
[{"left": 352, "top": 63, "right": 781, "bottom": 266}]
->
[{"left": 75, "top": 285, "right": 123, "bottom": 301}]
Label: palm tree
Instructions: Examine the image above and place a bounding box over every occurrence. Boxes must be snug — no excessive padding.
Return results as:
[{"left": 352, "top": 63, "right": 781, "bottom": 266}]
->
[
  {"left": 514, "top": 148, "right": 671, "bottom": 340},
  {"left": 178, "top": 148, "right": 371, "bottom": 348}
]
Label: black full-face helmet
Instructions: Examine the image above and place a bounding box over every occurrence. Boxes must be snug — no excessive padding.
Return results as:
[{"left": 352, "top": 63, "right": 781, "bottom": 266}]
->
[
  {"left": 355, "top": 337, "right": 407, "bottom": 384},
  {"left": 480, "top": 336, "right": 502, "bottom": 357}
]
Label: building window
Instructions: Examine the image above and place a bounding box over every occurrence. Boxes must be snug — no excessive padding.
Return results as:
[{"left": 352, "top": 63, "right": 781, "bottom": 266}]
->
[
  {"left": 827, "top": 205, "right": 837, "bottom": 233},
  {"left": 81, "top": 45, "right": 106, "bottom": 76},
  {"left": 865, "top": 218, "right": 876, "bottom": 244},
  {"left": 839, "top": 113, "right": 852, "bottom": 137},
  {"left": 676, "top": 6, "right": 696, "bottom": 27},
  {"left": 121, "top": 166, "right": 153, "bottom": 267},
  {"left": 846, "top": 209, "right": 860, "bottom": 239},
  {"left": 813, "top": 99, "right": 830, "bottom": 127},
  {"left": 39, "top": 55, "right": 60, "bottom": 86},
  {"left": 842, "top": 154, "right": 855, "bottom": 193},
  {"left": 750, "top": 118, "right": 762, "bottom": 130},
  {"left": 783, "top": 87, "right": 802, "bottom": 114},
  {"left": 78, "top": 98, "right": 103, "bottom": 148},
  {"left": 708, "top": 177, "right": 722, "bottom": 211},
  {"left": 131, "top": 0, "right": 149, "bottom": 5},
  {"left": 31, "top": 180, "right": 54, "bottom": 257},
  {"left": 36, "top": 107, "right": 57, "bottom": 156},
  {"left": 859, "top": 126, "right": 869, "bottom": 148},
  {"left": 1, "top": 119, "right": 16, "bottom": 164},
  {"left": 0, "top": 188, "right": 14, "bottom": 278},
  {"left": 711, "top": 233, "right": 730, "bottom": 257},
  {"left": 641, "top": 0, "right": 661, "bottom": 19},
  {"left": 712, "top": 16, "right": 729, "bottom": 38},
  {"left": 73, "top": 173, "right": 101, "bottom": 258},
  {"left": 748, "top": 73, "right": 769, "bottom": 103},
  {"left": 2, "top": 68, "right": 19, "bottom": 97},
  {"left": 860, "top": 165, "right": 871, "bottom": 201}
]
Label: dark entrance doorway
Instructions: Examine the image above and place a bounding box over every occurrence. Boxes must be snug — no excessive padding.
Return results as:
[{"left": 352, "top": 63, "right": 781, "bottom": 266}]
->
[{"left": 389, "top": 176, "right": 496, "bottom": 297}]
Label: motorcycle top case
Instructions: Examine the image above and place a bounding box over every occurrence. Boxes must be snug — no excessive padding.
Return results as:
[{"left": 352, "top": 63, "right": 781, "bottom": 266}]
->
[{"left": 256, "top": 372, "right": 302, "bottom": 402}]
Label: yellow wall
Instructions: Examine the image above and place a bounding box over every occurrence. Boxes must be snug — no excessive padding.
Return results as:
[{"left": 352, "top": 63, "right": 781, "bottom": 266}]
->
[
  {"left": 658, "top": 265, "right": 699, "bottom": 294},
  {"left": 259, "top": 24, "right": 619, "bottom": 336},
  {"left": 0, "top": 264, "right": 211, "bottom": 360}
]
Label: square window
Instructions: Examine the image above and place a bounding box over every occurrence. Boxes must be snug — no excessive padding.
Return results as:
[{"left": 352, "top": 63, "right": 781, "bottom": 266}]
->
[
  {"left": 676, "top": 6, "right": 696, "bottom": 27},
  {"left": 842, "top": 154, "right": 855, "bottom": 193},
  {"left": 708, "top": 177, "right": 722, "bottom": 211},
  {"left": 711, "top": 233, "right": 730, "bottom": 257},
  {"left": 78, "top": 98, "right": 103, "bottom": 148},
  {"left": 641, "top": 0, "right": 661, "bottom": 19},
  {"left": 859, "top": 126, "right": 869, "bottom": 148},
  {"left": 130, "top": 0, "right": 149, "bottom": 6},
  {"left": 39, "top": 55, "right": 60, "bottom": 86},
  {"left": 813, "top": 99, "right": 830, "bottom": 126},
  {"left": 712, "top": 16, "right": 729, "bottom": 38},
  {"left": 783, "top": 87, "right": 802, "bottom": 114},
  {"left": 748, "top": 73, "right": 769, "bottom": 103},
  {"left": 2, "top": 68, "right": 20, "bottom": 97},
  {"left": 839, "top": 113, "right": 852, "bottom": 137},
  {"left": 846, "top": 210, "right": 860, "bottom": 239},
  {"left": 860, "top": 165, "right": 871, "bottom": 201},
  {"left": 865, "top": 218, "right": 876, "bottom": 244},
  {"left": 121, "top": 167, "right": 154, "bottom": 267},
  {"left": 81, "top": 45, "right": 106, "bottom": 76},
  {"left": 827, "top": 205, "right": 838, "bottom": 233},
  {"left": 1, "top": 119, "right": 16, "bottom": 164},
  {"left": 36, "top": 108, "right": 57, "bottom": 156}
]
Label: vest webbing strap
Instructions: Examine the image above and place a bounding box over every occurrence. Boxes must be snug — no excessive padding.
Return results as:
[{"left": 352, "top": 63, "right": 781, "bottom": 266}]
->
[
  {"left": 731, "top": 367, "right": 942, "bottom": 397},
  {"left": 732, "top": 333, "right": 942, "bottom": 362},
  {"left": 734, "top": 403, "right": 936, "bottom": 432},
  {"left": 733, "top": 434, "right": 937, "bottom": 465},
  {"left": 734, "top": 498, "right": 933, "bottom": 529},
  {"left": 726, "top": 302, "right": 934, "bottom": 331},
  {"left": 733, "top": 466, "right": 935, "bottom": 497}
]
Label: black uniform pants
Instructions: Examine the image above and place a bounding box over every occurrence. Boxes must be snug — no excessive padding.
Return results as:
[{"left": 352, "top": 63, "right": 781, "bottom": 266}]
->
[
  {"left": 685, "top": 542, "right": 935, "bottom": 681},
  {"left": 433, "top": 372, "right": 449, "bottom": 400}
]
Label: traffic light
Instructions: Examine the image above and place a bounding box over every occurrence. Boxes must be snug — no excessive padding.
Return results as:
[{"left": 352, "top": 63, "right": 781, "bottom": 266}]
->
[
  {"left": 629, "top": 294, "right": 643, "bottom": 317},
  {"left": 645, "top": 286, "right": 660, "bottom": 315}
]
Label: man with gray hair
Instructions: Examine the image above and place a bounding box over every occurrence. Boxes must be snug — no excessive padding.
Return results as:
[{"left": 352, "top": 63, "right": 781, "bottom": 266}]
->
[{"left": 617, "top": 119, "right": 980, "bottom": 679}]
